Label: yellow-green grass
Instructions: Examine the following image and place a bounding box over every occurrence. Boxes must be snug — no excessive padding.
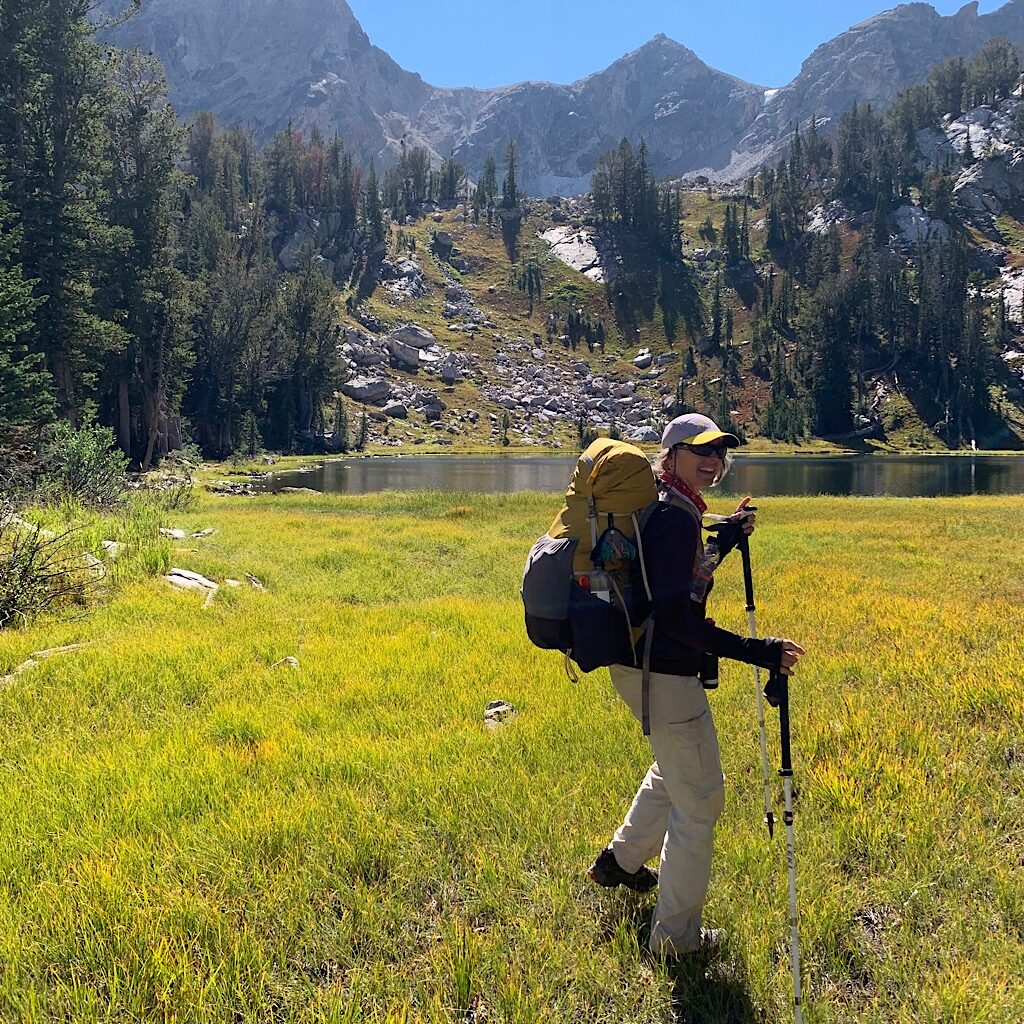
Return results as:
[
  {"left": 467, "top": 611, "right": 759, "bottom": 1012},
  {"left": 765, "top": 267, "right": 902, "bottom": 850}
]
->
[{"left": 1, "top": 493, "right": 1022, "bottom": 1022}]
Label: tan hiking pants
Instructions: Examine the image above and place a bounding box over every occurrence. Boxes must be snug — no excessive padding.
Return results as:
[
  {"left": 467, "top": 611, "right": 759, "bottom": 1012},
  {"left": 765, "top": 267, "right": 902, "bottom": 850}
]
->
[{"left": 607, "top": 664, "right": 726, "bottom": 957}]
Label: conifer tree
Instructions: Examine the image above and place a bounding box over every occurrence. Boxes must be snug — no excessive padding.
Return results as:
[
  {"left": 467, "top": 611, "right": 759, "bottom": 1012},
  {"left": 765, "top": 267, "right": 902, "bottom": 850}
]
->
[
  {"left": 962, "top": 131, "right": 975, "bottom": 166},
  {"left": 0, "top": 189, "right": 51, "bottom": 435},
  {"left": 363, "top": 161, "right": 385, "bottom": 244},
  {"left": 478, "top": 155, "right": 497, "bottom": 214},
  {"left": 103, "top": 47, "right": 193, "bottom": 464},
  {"left": 685, "top": 346, "right": 697, "bottom": 377},
  {"left": 710, "top": 269, "right": 722, "bottom": 349},
  {"left": 274, "top": 248, "right": 341, "bottom": 442},
  {"left": 1, "top": 0, "right": 124, "bottom": 425},
  {"left": 766, "top": 199, "right": 786, "bottom": 250},
  {"left": 501, "top": 140, "right": 519, "bottom": 210}
]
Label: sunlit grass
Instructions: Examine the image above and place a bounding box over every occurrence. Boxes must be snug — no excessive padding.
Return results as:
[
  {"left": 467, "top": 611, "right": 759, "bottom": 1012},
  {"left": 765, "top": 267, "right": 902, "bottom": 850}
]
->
[{"left": 0, "top": 493, "right": 1021, "bottom": 1021}]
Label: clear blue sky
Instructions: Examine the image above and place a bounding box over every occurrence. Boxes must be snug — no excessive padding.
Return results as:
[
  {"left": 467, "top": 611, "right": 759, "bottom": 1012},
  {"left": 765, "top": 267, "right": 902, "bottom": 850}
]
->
[{"left": 347, "top": 0, "right": 1004, "bottom": 89}]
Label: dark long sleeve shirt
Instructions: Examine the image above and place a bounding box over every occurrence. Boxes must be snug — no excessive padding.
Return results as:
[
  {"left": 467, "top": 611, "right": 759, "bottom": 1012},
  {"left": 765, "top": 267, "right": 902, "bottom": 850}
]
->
[{"left": 631, "top": 500, "right": 777, "bottom": 675}]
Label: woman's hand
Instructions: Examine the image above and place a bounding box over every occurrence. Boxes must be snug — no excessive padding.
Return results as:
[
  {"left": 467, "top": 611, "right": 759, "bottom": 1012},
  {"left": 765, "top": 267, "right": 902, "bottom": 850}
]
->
[
  {"left": 778, "top": 639, "right": 806, "bottom": 675},
  {"left": 731, "top": 496, "right": 756, "bottom": 536}
]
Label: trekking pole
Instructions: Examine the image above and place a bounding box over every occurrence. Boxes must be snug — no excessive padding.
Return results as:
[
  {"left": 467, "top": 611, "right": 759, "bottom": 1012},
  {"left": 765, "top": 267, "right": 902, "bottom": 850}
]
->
[
  {"left": 768, "top": 664, "right": 804, "bottom": 1024},
  {"left": 736, "top": 525, "right": 775, "bottom": 839}
]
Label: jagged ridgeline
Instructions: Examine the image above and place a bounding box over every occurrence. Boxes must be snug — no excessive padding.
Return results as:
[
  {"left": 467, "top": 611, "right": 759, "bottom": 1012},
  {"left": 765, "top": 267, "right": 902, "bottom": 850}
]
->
[{"left": 3, "top": 0, "right": 1024, "bottom": 457}]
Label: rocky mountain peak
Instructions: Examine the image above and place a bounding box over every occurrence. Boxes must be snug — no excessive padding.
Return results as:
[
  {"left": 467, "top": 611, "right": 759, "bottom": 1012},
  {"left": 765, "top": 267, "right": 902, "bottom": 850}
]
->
[
  {"left": 98, "top": 0, "right": 1024, "bottom": 193},
  {"left": 597, "top": 33, "right": 710, "bottom": 79},
  {"left": 718, "top": 0, "right": 1024, "bottom": 181}
]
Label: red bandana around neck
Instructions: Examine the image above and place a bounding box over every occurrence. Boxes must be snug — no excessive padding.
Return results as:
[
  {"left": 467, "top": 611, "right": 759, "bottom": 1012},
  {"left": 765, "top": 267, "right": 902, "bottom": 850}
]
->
[{"left": 659, "top": 471, "right": 708, "bottom": 515}]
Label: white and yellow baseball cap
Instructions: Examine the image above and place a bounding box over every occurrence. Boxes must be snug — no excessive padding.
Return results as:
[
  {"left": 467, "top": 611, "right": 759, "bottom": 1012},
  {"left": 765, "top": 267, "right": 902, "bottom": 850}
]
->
[{"left": 661, "top": 413, "right": 740, "bottom": 450}]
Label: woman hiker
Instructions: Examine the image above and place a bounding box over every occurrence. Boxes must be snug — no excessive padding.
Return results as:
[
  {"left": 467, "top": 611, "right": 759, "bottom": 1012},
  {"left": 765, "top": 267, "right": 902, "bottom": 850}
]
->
[{"left": 587, "top": 412, "right": 805, "bottom": 960}]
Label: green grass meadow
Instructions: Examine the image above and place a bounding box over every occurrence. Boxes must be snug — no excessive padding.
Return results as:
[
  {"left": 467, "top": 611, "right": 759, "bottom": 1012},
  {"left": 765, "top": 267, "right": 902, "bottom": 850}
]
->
[{"left": 0, "top": 492, "right": 1022, "bottom": 1022}]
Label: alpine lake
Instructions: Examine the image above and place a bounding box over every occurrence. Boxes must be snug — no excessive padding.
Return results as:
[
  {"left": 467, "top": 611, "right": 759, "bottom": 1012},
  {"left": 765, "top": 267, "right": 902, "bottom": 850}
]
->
[{"left": 264, "top": 453, "right": 1024, "bottom": 497}]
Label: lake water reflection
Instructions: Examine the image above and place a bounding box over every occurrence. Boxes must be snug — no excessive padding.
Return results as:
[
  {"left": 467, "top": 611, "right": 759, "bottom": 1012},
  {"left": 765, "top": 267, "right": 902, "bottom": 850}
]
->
[{"left": 266, "top": 454, "right": 1024, "bottom": 497}]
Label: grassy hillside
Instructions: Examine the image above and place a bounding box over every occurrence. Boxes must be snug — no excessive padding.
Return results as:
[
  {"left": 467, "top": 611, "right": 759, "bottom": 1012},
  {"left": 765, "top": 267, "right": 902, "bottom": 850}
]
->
[{"left": 1, "top": 492, "right": 1022, "bottom": 1021}]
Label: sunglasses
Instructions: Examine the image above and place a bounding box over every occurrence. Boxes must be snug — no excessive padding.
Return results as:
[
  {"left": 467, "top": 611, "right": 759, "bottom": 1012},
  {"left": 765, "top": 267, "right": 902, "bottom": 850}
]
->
[{"left": 677, "top": 442, "right": 730, "bottom": 459}]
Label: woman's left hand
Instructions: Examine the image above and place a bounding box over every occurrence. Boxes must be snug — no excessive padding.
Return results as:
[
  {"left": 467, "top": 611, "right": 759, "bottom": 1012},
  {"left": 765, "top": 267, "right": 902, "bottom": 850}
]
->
[{"left": 730, "top": 496, "right": 756, "bottom": 536}]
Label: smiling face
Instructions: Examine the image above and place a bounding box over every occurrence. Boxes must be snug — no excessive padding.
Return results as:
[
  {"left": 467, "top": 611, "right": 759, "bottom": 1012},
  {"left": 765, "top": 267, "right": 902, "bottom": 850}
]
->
[{"left": 670, "top": 444, "right": 725, "bottom": 494}]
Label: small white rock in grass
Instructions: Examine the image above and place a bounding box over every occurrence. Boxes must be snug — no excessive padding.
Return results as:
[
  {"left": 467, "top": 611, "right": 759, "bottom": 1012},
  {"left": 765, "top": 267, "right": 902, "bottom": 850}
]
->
[
  {"left": 272, "top": 656, "right": 300, "bottom": 670},
  {"left": 245, "top": 573, "right": 266, "bottom": 591},
  {"left": 0, "top": 513, "right": 56, "bottom": 538},
  {"left": 163, "top": 568, "right": 218, "bottom": 593},
  {"left": 191, "top": 528, "right": 216, "bottom": 539},
  {"left": 159, "top": 528, "right": 187, "bottom": 539},
  {"left": 484, "top": 700, "right": 516, "bottom": 729},
  {"left": 83, "top": 552, "right": 106, "bottom": 578},
  {"left": 100, "top": 540, "right": 120, "bottom": 559},
  {"left": 1, "top": 644, "right": 89, "bottom": 687}
]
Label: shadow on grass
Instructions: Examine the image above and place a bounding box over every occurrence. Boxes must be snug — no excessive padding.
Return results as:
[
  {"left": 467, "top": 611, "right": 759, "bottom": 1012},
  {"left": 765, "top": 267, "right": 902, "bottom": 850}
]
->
[
  {"left": 670, "top": 955, "right": 758, "bottom": 1024},
  {"left": 598, "top": 897, "right": 759, "bottom": 1023}
]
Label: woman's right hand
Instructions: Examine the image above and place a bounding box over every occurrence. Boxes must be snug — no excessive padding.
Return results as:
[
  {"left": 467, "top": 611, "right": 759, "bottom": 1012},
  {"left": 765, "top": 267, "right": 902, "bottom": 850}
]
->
[{"left": 778, "top": 639, "right": 806, "bottom": 675}]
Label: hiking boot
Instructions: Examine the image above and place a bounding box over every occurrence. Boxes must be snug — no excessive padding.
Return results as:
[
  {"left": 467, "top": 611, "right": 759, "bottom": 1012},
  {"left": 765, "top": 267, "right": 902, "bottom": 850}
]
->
[
  {"left": 660, "top": 928, "right": 727, "bottom": 964},
  {"left": 587, "top": 847, "right": 658, "bottom": 893}
]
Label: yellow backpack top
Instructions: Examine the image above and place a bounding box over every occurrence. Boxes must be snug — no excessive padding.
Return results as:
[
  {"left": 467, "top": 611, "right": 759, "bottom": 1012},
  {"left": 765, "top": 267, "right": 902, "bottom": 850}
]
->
[{"left": 547, "top": 437, "right": 659, "bottom": 577}]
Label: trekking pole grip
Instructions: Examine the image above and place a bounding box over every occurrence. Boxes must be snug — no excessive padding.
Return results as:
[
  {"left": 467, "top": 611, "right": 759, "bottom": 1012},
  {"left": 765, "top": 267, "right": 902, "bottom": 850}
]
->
[{"left": 738, "top": 532, "right": 755, "bottom": 611}]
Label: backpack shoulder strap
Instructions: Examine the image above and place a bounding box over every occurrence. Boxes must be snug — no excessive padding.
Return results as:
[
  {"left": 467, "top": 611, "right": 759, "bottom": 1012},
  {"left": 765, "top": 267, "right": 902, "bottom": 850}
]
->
[
  {"left": 660, "top": 489, "right": 703, "bottom": 525},
  {"left": 630, "top": 499, "right": 661, "bottom": 602}
]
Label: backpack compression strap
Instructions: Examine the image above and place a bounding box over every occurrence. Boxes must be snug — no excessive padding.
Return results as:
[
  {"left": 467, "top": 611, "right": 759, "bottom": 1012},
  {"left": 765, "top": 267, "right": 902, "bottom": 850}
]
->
[
  {"left": 632, "top": 503, "right": 657, "bottom": 736},
  {"left": 639, "top": 616, "right": 655, "bottom": 736}
]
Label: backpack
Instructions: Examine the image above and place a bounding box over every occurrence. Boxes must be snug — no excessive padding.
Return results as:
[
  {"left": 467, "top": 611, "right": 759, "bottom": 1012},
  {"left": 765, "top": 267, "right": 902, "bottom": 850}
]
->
[{"left": 521, "top": 438, "right": 659, "bottom": 677}]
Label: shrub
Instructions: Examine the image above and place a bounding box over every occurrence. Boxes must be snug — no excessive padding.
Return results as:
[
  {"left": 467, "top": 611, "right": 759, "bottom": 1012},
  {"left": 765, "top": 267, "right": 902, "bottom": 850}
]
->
[
  {"left": 0, "top": 514, "right": 92, "bottom": 629},
  {"left": 41, "top": 424, "right": 128, "bottom": 506},
  {"left": 0, "top": 443, "right": 42, "bottom": 507},
  {"left": 142, "top": 443, "right": 202, "bottom": 512}
]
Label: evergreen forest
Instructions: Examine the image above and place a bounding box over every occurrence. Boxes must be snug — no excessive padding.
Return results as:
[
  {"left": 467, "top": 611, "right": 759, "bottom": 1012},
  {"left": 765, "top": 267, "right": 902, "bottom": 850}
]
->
[{"left": 3, "top": 2, "right": 1024, "bottom": 462}]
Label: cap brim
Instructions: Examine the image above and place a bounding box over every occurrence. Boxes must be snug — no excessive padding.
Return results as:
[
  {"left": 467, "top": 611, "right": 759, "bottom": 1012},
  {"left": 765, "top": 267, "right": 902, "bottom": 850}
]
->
[{"left": 678, "top": 430, "right": 741, "bottom": 448}]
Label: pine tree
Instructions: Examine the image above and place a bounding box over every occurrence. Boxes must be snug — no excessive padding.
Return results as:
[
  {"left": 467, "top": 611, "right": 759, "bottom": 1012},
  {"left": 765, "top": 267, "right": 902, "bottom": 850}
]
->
[
  {"left": 722, "top": 205, "right": 739, "bottom": 265},
  {"left": 238, "top": 409, "right": 262, "bottom": 457},
  {"left": 808, "top": 280, "right": 854, "bottom": 435},
  {"left": 1, "top": 0, "right": 125, "bottom": 425},
  {"left": 684, "top": 346, "right": 697, "bottom": 377},
  {"left": 103, "top": 47, "right": 193, "bottom": 465},
  {"left": 715, "top": 381, "right": 736, "bottom": 438},
  {"left": 710, "top": 270, "right": 722, "bottom": 350},
  {"left": 872, "top": 192, "right": 890, "bottom": 243},
  {"left": 274, "top": 248, "right": 341, "bottom": 445},
  {"left": 479, "top": 155, "right": 498, "bottom": 233},
  {"left": 363, "top": 161, "right": 385, "bottom": 244},
  {"left": 766, "top": 199, "right": 786, "bottom": 250},
  {"left": 518, "top": 259, "right": 542, "bottom": 314},
  {"left": 501, "top": 139, "right": 519, "bottom": 209},
  {"left": 827, "top": 224, "right": 842, "bottom": 276},
  {"left": 962, "top": 131, "right": 975, "bottom": 166},
  {"left": 0, "top": 188, "right": 52, "bottom": 435},
  {"left": 187, "top": 201, "right": 279, "bottom": 454}
]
